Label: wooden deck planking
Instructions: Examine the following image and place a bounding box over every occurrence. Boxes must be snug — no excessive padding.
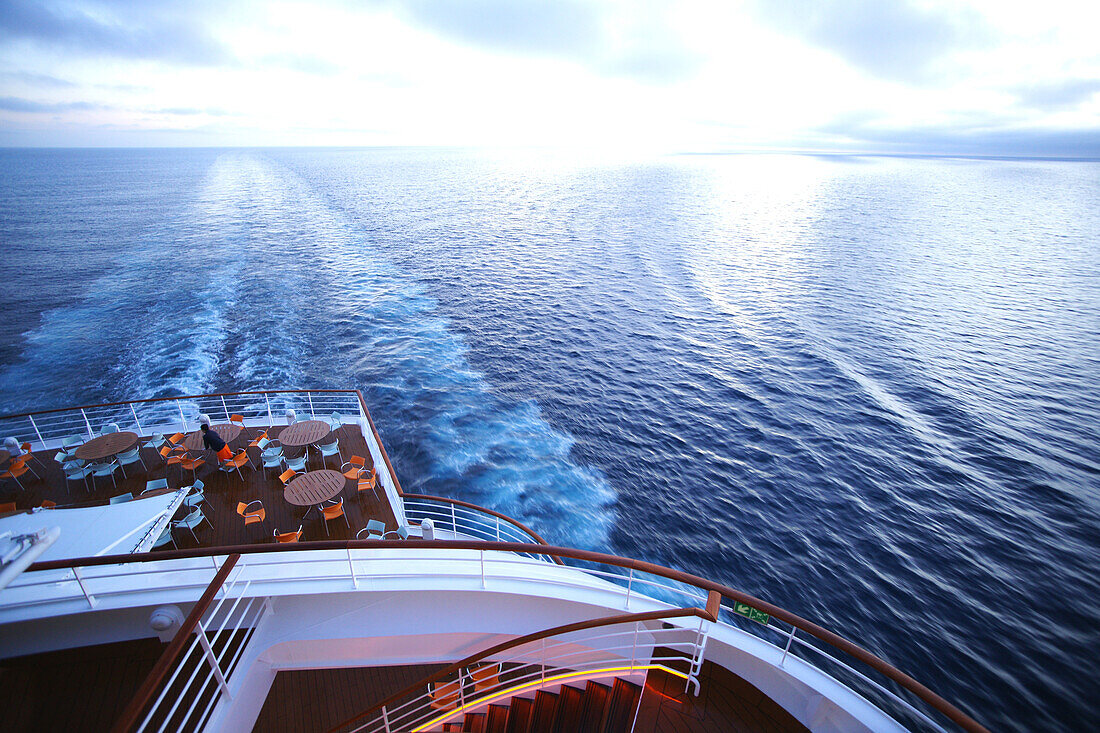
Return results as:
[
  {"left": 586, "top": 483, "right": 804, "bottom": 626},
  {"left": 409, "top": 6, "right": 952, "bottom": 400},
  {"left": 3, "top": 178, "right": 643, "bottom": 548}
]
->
[{"left": 0, "top": 423, "right": 399, "bottom": 549}]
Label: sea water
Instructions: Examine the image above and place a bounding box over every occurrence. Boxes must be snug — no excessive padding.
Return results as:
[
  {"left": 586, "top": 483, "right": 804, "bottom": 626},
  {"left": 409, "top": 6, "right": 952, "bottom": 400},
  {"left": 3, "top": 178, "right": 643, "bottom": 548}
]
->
[{"left": 1, "top": 147, "right": 1098, "bottom": 732}]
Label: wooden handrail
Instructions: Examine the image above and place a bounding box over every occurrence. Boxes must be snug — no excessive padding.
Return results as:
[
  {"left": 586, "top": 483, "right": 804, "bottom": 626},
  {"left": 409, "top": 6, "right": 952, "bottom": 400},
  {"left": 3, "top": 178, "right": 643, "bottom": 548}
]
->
[
  {"left": 110, "top": 553, "right": 241, "bottom": 733},
  {"left": 404, "top": 493, "right": 564, "bottom": 563},
  {"left": 25, "top": 539, "right": 988, "bottom": 732},
  {"left": 327, "top": 604, "right": 716, "bottom": 733},
  {"left": 0, "top": 388, "right": 361, "bottom": 421}
]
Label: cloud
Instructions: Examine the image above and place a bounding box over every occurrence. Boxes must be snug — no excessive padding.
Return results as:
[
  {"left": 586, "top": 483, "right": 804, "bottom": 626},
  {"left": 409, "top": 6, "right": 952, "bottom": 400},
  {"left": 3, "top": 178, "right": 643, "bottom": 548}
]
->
[
  {"left": 1015, "top": 79, "right": 1100, "bottom": 111},
  {"left": 0, "top": 96, "right": 107, "bottom": 112},
  {"left": 388, "top": 0, "right": 699, "bottom": 83},
  {"left": 0, "top": 70, "right": 77, "bottom": 88},
  {"left": 817, "top": 113, "right": 1100, "bottom": 158},
  {"left": 747, "top": 0, "right": 987, "bottom": 83},
  {"left": 0, "top": 0, "right": 236, "bottom": 66}
]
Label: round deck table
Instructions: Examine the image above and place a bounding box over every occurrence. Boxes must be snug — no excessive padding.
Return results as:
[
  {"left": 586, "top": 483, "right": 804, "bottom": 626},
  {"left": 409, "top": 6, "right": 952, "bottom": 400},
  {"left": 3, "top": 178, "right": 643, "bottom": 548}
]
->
[
  {"left": 74, "top": 432, "right": 139, "bottom": 462},
  {"left": 284, "top": 470, "right": 345, "bottom": 507},
  {"left": 185, "top": 424, "right": 242, "bottom": 452},
  {"left": 279, "top": 420, "right": 331, "bottom": 447}
]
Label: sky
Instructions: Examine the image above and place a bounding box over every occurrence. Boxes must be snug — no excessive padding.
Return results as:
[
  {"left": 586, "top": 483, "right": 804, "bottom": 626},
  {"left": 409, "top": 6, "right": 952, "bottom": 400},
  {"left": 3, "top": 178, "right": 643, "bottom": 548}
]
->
[{"left": 0, "top": 0, "right": 1098, "bottom": 156}]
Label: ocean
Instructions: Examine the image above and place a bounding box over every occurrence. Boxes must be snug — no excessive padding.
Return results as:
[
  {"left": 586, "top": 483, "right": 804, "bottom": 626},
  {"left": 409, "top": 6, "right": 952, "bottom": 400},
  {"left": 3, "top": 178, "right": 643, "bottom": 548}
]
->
[{"left": 1, "top": 147, "right": 1098, "bottom": 732}]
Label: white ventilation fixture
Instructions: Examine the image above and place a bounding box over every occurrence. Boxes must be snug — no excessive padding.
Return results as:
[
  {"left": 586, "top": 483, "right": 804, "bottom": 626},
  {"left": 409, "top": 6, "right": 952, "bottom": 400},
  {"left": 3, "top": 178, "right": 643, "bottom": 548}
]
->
[{"left": 149, "top": 605, "right": 185, "bottom": 641}]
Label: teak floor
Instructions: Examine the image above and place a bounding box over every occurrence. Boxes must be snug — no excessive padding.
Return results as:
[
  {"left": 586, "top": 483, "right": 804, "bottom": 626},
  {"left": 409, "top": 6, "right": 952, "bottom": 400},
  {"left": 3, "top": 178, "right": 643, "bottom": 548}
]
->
[{"left": 0, "top": 423, "right": 399, "bottom": 549}]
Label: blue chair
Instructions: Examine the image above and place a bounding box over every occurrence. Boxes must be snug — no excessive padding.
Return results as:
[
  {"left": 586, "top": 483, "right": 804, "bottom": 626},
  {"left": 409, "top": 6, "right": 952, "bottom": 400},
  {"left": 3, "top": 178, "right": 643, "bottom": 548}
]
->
[
  {"left": 316, "top": 440, "right": 341, "bottom": 467},
  {"left": 383, "top": 526, "right": 411, "bottom": 540},
  {"left": 184, "top": 482, "right": 206, "bottom": 511},
  {"left": 64, "top": 462, "right": 93, "bottom": 494},
  {"left": 100, "top": 423, "right": 120, "bottom": 435},
  {"left": 109, "top": 493, "right": 133, "bottom": 504},
  {"left": 284, "top": 454, "right": 307, "bottom": 473},
  {"left": 357, "top": 519, "right": 386, "bottom": 540},
  {"left": 144, "top": 478, "right": 169, "bottom": 495},
  {"left": 116, "top": 446, "right": 146, "bottom": 477},
  {"left": 261, "top": 447, "right": 284, "bottom": 477},
  {"left": 329, "top": 412, "right": 343, "bottom": 431},
  {"left": 92, "top": 460, "right": 119, "bottom": 488},
  {"left": 173, "top": 506, "right": 213, "bottom": 544},
  {"left": 152, "top": 526, "right": 176, "bottom": 550}
]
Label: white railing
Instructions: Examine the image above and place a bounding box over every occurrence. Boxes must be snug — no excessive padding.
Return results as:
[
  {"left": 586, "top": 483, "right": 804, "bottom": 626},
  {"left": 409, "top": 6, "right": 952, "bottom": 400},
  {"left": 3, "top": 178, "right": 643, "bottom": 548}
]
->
[
  {"left": 9, "top": 546, "right": 963, "bottom": 733},
  {"left": 402, "top": 497, "right": 551, "bottom": 561},
  {"left": 136, "top": 562, "right": 269, "bottom": 733},
  {"left": 349, "top": 620, "right": 708, "bottom": 733}
]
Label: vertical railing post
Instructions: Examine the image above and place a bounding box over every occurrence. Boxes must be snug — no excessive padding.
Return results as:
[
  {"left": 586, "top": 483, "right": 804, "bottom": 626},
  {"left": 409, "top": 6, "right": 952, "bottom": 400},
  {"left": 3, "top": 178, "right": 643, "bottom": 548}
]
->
[
  {"left": 177, "top": 400, "right": 187, "bottom": 432},
  {"left": 631, "top": 621, "right": 639, "bottom": 668},
  {"left": 221, "top": 395, "right": 230, "bottom": 421},
  {"left": 382, "top": 704, "right": 391, "bottom": 733},
  {"left": 780, "top": 625, "right": 796, "bottom": 667},
  {"left": 265, "top": 394, "right": 274, "bottom": 427},
  {"left": 541, "top": 638, "right": 546, "bottom": 684},
  {"left": 196, "top": 619, "right": 232, "bottom": 697},
  {"left": 72, "top": 567, "right": 98, "bottom": 608},
  {"left": 480, "top": 550, "right": 486, "bottom": 588},
  {"left": 307, "top": 392, "right": 316, "bottom": 418},
  {"left": 450, "top": 503, "right": 457, "bottom": 535},
  {"left": 27, "top": 415, "right": 45, "bottom": 446},
  {"left": 624, "top": 568, "right": 633, "bottom": 610},
  {"left": 80, "top": 408, "right": 94, "bottom": 438},
  {"left": 128, "top": 403, "right": 144, "bottom": 435},
  {"left": 495, "top": 516, "right": 501, "bottom": 541},
  {"left": 349, "top": 548, "right": 359, "bottom": 589}
]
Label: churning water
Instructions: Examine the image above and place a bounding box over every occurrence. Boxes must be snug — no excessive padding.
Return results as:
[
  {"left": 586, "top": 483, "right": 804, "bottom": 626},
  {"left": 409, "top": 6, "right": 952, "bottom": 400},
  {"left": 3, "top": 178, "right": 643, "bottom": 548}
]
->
[{"left": 2, "top": 147, "right": 1098, "bottom": 731}]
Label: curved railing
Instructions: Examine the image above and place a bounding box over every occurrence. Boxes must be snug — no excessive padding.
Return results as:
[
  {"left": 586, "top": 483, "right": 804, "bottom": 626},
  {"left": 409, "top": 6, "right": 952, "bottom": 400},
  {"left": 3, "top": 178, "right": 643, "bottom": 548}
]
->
[
  {"left": 401, "top": 494, "right": 563, "bottom": 564},
  {"left": 19, "top": 540, "right": 989, "bottom": 733}
]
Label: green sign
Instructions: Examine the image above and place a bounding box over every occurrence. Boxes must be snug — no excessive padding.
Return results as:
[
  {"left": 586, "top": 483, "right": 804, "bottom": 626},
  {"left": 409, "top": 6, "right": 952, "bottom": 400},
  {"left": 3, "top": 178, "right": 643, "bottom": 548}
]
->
[{"left": 733, "top": 601, "right": 770, "bottom": 625}]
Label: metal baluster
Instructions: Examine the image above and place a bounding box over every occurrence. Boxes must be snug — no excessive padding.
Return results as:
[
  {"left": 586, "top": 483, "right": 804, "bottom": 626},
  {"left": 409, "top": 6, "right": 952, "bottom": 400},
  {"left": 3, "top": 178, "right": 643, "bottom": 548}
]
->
[
  {"left": 265, "top": 394, "right": 273, "bottom": 426},
  {"left": 307, "top": 392, "right": 315, "bottom": 418},
  {"left": 780, "top": 625, "right": 796, "bottom": 667},
  {"left": 27, "top": 415, "right": 45, "bottom": 446},
  {"left": 177, "top": 400, "right": 187, "bottom": 432},
  {"left": 382, "top": 705, "right": 391, "bottom": 733},
  {"left": 480, "top": 550, "right": 486, "bottom": 588},
  {"left": 624, "top": 568, "right": 633, "bottom": 610},
  {"left": 541, "top": 638, "right": 546, "bottom": 684},
  {"left": 495, "top": 516, "right": 501, "bottom": 541},
  {"left": 80, "top": 408, "right": 94, "bottom": 438},
  {"left": 349, "top": 548, "right": 358, "bottom": 589},
  {"left": 451, "top": 503, "right": 457, "bottom": 535},
  {"left": 72, "top": 568, "right": 98, "bottom": 608},
  {"left": 221, "top": 395, "right": 230, "bottom": 422},
  {"left": 128, "top": 403, "right": 143, "bottom": 435},
  {"left": 196, "top": 619, "right": 232, "bottom": 696}
]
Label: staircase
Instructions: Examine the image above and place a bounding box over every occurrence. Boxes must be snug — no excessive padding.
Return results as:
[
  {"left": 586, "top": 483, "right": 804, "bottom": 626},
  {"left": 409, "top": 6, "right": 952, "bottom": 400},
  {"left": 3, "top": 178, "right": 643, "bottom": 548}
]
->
[{"left": 442, "top": 678, "right": 642, "bottom": 733}]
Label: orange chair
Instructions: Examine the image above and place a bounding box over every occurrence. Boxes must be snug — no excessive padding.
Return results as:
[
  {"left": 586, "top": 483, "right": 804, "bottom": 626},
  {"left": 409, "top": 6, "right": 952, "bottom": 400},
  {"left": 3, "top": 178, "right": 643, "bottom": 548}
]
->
[
  {"left": 470, "top": 662, "right": 501, "bottom": 693},
  {"left": 20, "top": 442, "right": 42, "bottom": 475},
  {"left": 274, "top": 525, "right": 302, "bottom": 543},
  {"left": 167, "top": 432, "right": 186, "bottom": 446},
  {"left": 237, "top": 500, "right": 266, "bottom": 526},
  {"left": 0, "top": 501, "right": 16, "bottom": 514},
  {"left": 219, "top": 449, "right": 250, "bottom": 481},
  {"left": 39, "top": 499, "right": 57, "bottom": 509},
  {"left": 1, "top": 456, "right": 32, "bottom": 490},
  {"left": 247, "top": 430, "right": 268, "bottom": 449},
  {"left": 429, "top": 680, "right": 461, "bottom": 710},
  {"left": 229, "top": 414, "right": 248, "bottom": 441},
  {"left": 321, "top": 498, "right": 350, "bottom": 536},
  {"left": 278, "top": 468, "right": 297, "bottom": 488},
  {"left": 180, "top": 452, "right": 205, "bottom": 481},
  {"left": 341, "top": 456, "right": 369, "bottom": 480},
  {"left": 357, "top": 467, "right": 379, "bottom": 503},
  {"left": 158, "top": 446, "right": 185, "bottom": 485}
]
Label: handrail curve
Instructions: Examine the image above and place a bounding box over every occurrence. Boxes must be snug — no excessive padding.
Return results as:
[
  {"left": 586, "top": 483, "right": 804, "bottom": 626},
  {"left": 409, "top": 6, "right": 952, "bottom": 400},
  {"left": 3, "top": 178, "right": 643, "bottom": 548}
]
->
[
  {"left": 328, "top": 603, "right": 717, "bottom": 733},
  {"left": 25, "top": 539, "right": 988, "bottom": 733}
]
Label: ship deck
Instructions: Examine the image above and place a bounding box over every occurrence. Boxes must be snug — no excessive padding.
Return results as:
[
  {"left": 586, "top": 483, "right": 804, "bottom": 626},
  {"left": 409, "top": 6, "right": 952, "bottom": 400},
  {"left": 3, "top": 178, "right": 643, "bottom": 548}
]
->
[{"left": 0, "top": 423, "right": 399, "bottom": 548}]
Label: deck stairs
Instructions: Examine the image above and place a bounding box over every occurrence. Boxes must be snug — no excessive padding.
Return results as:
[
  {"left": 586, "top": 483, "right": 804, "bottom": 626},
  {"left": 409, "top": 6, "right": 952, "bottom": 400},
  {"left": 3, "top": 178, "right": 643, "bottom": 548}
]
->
[{"left": 440, "top": 677, "right": 642, "bottom": 733}]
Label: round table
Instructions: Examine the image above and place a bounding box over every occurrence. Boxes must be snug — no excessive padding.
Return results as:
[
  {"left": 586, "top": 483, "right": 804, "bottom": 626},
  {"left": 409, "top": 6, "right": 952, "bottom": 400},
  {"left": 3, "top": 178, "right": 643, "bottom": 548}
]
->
[
  {"left": 185, "top": 424, "right": 242, "bottom": 452},
  {"left": 284, "top": 470, "right": 345, "bottom": 506},
  {"left": 279, "top": 420, "right": 331, "bottom": 447},
  {"left": 74, "top": 432, "right": 139, "bottom": 462}
]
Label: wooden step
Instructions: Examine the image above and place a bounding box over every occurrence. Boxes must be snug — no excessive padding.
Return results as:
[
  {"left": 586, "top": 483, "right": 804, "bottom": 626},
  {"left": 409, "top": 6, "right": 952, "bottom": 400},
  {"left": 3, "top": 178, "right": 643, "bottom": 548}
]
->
[
  {"left": 601, "top": 678, "right": 642, "bottom": 733},
  {"left": 528, "top": 690, "right": 560, "bottom": 732},
  {"left": 505, "top": 696, "right": 533, "bottom": 733},
  {"left": 486, "top": 704, "right": 510, "bottom": 733},
  {"left": 551, "top": 685, "right": 585, "bottom": 733},
  {"left": 463, "top": 711, "right": 487, "bottom": 732},
  {"left": 577, "top": 682, "right": 610, "bottom": 733}
]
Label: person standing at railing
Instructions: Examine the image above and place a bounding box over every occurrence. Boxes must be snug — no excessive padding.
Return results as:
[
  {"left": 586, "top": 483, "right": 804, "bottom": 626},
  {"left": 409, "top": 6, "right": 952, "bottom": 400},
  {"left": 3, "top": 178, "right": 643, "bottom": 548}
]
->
[{"left": 200, "top": 423, "right": 233, "bottom": 462}]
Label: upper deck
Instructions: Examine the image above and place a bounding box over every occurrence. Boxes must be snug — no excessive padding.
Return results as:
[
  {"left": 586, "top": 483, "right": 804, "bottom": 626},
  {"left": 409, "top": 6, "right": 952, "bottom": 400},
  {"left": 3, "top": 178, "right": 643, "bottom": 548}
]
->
[{"left": 0, "top": 390, "right": 403, "bottom": 550}]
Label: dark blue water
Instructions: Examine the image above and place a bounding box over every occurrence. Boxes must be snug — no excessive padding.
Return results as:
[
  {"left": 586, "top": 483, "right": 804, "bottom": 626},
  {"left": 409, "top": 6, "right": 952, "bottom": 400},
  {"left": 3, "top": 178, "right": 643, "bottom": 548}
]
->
[{"left": 2, "top": 148, "right": 1098, "bottom": 732}]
